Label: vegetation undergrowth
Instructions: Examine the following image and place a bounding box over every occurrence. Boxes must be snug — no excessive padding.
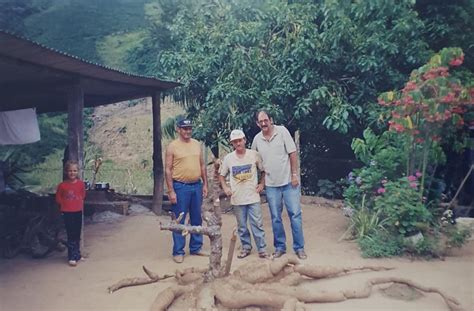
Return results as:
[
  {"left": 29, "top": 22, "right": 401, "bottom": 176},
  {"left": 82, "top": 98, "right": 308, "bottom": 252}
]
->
[{"left": 343, "top": 48, "right": 473, "bottom": 258}]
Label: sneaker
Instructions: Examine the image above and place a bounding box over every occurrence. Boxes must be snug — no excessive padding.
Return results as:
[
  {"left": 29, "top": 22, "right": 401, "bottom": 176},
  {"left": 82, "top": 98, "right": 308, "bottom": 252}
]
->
[
  {"left": 173, "top": 255, "right": 184, "bottom": 264},
  {"left": 296, "top": 249, "right": 307, "bottom": 260},
  {"left": 68, "top": 260, "right": 77, "bottom": 267},
  {"left": 272, "top": 250, "right": 286, "bottom": 259}
]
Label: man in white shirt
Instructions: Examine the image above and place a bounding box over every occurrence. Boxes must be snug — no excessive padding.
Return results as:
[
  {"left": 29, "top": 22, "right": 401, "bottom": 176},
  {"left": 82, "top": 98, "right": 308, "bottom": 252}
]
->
[
  {"left": 251, "top": 110, "right": 307, "bottom": 260},
  {"left": 219, "top": 129, "right": 268, "bottom": 259}
]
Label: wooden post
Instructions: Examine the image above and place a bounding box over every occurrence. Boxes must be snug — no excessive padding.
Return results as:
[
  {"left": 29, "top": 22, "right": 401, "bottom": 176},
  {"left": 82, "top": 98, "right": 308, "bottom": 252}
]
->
[
  {"left": 66, "top": 82, "right": 85, "bottom": 251},
  {"left": 294, "top": 130, "right": 301, "bottom": 190},
  {"left": 151, "top": 91, "right": 164, "bottom": 215},
  {"left": 66, "top": 83, "right": 84, "bottom": 168}
]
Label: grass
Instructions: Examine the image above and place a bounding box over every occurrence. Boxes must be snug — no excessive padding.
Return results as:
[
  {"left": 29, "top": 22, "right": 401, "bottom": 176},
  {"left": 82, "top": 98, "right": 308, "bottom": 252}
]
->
[
  {"left": 23, "top": 0, "right": 149, "bottom": 62},
  {"left": 23, "top": 142, "right": 156, "bottom": 195},
  {"left": 96, "top": 30, "right": 147, "bottom": 71}
]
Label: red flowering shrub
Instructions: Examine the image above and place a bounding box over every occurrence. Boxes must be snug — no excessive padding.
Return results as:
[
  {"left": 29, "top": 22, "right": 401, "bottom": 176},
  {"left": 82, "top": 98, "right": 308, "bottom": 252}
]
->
[{"left": 378, "top": 47, "right": 473, "bottom": 198}]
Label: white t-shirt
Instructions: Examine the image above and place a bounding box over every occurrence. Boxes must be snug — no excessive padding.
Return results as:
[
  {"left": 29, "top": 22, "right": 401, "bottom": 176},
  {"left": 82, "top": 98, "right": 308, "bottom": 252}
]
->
[{"left": 219, "top": 149, "right": 264, "bottom": 205}]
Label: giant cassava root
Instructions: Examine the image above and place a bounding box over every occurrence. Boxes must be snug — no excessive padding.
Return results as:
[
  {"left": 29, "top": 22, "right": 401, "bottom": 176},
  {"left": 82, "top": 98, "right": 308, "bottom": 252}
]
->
[
  {"left": 109, "top": 254, "right": 463, "bottom": 311},
  {"left": 108, "top": 160, "right": 464, "bottom": 310}
]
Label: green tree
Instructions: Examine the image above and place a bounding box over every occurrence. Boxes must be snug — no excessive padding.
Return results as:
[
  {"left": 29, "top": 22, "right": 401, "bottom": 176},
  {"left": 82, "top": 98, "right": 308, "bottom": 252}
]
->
[
  {"left": 415, "top": 0, "right": 474, "bottom": 70},
  {"left": 137, "top": 0, "right": 430, "bottom": 157}
]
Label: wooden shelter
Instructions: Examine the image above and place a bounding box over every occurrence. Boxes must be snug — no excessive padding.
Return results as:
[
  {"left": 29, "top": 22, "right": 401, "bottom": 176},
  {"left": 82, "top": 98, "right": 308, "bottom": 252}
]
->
[{"left": 0, "top": 30, "right": 180, "bottom": 214}]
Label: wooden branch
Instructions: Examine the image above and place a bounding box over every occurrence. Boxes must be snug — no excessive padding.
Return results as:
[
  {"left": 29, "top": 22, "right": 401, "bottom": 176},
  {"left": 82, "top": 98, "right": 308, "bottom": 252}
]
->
[
  {"left": 108, "top": 266, "right": 174, "bottom": 293},
  {"left": 160, "top": 222, "right": 214, "bottom": 236},
  {"left": 224, "top": 229, "right": 237, "bottom": 276},
  {"left": 448, "top": 164, "right": 473, "bottom": 209},
  {"left": 167, "top": 211, "right": 184, "bottom": 223}
]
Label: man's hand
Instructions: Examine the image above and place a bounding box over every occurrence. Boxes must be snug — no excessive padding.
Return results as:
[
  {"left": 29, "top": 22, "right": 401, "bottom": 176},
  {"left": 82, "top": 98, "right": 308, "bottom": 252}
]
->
[
  {"left": 202, "top": 186, "right": 208, "bottom": 198},
  {"left": 256, "top": 183, "right": 264, "bottom": 193},
  {"left": 291, "top": 174, "right": 299, "bottom": 187},
  {"left": 223, "top": 185, "right": 233, "bottom": 197},
  {"left": 168, "top": 190, "right": 177, "bottom": 204}
]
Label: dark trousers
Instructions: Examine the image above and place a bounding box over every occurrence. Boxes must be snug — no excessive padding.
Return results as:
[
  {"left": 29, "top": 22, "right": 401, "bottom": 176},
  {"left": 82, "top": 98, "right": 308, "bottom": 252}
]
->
[{"left": 62, "top": 211, "right": 82, "bottom": 261}]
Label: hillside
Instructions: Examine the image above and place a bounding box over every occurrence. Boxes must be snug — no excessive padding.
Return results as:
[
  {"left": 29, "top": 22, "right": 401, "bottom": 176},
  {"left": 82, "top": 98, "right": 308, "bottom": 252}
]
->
[
  {"left": 89, "top": 98, "right": 180, "bottom": 164},
  {"left": 85, "top": 98, "right": 182, "bottom": 194},
  {"left": 0, "top": 0, "right": 150, "bottom": 67}
]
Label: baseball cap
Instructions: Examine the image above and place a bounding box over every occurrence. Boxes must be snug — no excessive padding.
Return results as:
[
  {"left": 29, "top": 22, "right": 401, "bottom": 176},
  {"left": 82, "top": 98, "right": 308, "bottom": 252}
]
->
[
  {"left": 229, "top": 129, "right": 245, "bottom": 141},
  {"left": 177, "top": 118, "right": 193, "bottom": 128}
]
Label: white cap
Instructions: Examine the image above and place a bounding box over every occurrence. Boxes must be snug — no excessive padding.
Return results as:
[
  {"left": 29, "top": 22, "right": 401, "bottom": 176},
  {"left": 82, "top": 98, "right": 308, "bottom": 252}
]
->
[{"left": 229, "top": 129, "right": 245, "bottom": 141}]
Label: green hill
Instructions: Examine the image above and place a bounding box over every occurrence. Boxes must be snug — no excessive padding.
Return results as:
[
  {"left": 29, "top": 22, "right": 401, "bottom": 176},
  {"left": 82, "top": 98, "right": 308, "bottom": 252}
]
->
[{"left": 1, "top": 0, "right": 150, "bottom": 66}]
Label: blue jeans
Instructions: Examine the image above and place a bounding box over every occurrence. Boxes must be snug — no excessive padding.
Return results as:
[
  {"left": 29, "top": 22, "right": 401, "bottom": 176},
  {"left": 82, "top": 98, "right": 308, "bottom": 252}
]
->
[
  {"left": 265, "top": 183, "right": 305, "bottom": 252},
  {"left": 171, "top": 181, "right": 203, "bottom": 256},
  {"left": 234, "top": 203, "right": 267, "bottom": 252}
]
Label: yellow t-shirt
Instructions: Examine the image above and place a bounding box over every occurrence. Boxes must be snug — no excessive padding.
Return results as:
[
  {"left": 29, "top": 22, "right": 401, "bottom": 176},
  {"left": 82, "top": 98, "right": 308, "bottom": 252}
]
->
[{"left": 169, "top": 138, "right": 202, "bottom": 182}]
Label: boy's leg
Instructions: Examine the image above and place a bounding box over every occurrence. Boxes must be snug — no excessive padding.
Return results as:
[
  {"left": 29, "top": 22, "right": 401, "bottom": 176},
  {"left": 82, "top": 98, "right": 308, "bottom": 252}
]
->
[
  {"left": 234, "top": 205, "right": 252, "bottom": 251},
  {"left": 247, "top": 202, "right": 267, "bottom": 253},
  {"left": 70, "top": 211, "right": 82, "bottom": 261},
  {"left": 188, "top": 182, "right": 203, "bottom": 254},
  {"left": 62, "top": 212, "right": 74, "bottom": 261},
  {"left": 63, "top": 211, "right": 82, "bottom": 261}
]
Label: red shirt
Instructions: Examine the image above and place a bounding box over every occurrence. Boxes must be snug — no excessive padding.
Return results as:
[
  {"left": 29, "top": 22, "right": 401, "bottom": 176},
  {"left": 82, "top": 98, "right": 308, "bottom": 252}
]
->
[{"left": 55, "top": 179, "right": 86, "bottom": 212}]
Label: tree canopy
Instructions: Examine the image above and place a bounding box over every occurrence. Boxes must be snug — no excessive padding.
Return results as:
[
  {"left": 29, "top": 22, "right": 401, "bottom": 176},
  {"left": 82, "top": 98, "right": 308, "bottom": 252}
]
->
[{"left": 130, "top": 0, "right": 471, "bottom": 152}]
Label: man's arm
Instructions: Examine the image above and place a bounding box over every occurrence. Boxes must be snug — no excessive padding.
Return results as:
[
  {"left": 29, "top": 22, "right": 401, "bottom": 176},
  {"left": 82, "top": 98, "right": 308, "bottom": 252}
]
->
[
  {"left": 218, "top": 174, "right": 232, "bottom": 197},
  {"left": 200, "top": 148, "right": 208, "bottom": 198},
  {"left": 257, "top": 170, "right": 265, "bottom": 193},
  {"left": 55, "top": 184, "right": 63, "bottom": 206},
  {"left": 251, "top": 136, "right": 257, "bottom": 151},
  {"left": 255, "top": 151, "right": 265, "bottom": 193},
  {"left": 80, "top": 181, "right": 86, "bottom": 200},
  {"left": 165, "top": 145, "right": 177, "bottom": 204},
  {"left": 289, "top": 151, "right": 299, "bottom": 187}
]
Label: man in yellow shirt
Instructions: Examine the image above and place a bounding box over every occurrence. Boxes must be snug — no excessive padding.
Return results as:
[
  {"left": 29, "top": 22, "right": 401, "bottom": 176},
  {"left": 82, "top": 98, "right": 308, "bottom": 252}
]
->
[{"left": 165, "top": 118, "right": 208, "bottom": 263}]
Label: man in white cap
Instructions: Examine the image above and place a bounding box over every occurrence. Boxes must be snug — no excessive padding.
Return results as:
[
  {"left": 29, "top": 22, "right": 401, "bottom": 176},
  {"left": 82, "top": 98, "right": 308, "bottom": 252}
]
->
[{"left": 219, "top": 129, "right": 269, "bottom": 259}]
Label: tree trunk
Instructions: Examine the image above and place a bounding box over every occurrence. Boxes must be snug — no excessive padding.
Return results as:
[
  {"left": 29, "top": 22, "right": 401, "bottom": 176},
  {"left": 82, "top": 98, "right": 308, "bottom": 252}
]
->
[{"left": 66, "top": 82, "right": 84, "bottom": 170}]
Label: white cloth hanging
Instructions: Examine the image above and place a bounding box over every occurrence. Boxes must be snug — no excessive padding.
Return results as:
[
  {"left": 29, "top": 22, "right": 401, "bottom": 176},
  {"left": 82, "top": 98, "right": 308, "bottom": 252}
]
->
[{"left": 0, "top": 108, "right": 41, "bottom": 145}]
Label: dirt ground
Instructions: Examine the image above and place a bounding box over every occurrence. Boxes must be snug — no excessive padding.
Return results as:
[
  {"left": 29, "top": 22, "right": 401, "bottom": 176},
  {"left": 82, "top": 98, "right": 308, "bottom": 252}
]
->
[{"left": 1, "top": 201, "right": 473, "bottom": 311}]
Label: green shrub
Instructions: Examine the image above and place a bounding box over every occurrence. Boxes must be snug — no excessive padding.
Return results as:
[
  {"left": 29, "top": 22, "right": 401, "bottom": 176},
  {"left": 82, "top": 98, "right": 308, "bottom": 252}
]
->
[
  {"left": 347, "top": 196, "right": 389, "bottom": 240},
  {"left": 358, "top": 231, "right": 403, "bottom": 258},
  {"left": 316, "top": 179, "right": 342, "bottom": 199},
  {"left": 374, "top": 177, "right": 432, "bottom": 236},
  {"left": 443, "top": 224, "right": 472, "bottom": 249},
  {"left": 403, "top": 234, "right": 439, "bottom": 258}
]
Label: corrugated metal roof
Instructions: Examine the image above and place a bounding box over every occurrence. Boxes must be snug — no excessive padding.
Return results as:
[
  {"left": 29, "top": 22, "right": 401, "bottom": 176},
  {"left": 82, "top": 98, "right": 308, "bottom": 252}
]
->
[{"left": 0, "top": 30, "right": 181, "bottom": 112}]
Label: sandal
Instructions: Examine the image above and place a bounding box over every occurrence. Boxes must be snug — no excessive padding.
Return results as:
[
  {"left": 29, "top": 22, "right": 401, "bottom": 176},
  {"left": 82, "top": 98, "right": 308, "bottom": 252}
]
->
[
  {"left": 258, "top": 252, "right": 269, "bottom": 259},
  {"left": 237, "top": 249, "right": 251, "bottom": 259}
]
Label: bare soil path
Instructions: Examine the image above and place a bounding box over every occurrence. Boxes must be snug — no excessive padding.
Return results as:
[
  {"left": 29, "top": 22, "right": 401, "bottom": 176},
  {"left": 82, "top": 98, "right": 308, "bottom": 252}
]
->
[{"left": 1, "top": 201, "right": 473, "bottom": 311}]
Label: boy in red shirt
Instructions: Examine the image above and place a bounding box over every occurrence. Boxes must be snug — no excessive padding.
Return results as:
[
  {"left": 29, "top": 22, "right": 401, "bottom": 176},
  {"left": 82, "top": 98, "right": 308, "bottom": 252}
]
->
[{"left": 56, "top": 160, "right": 86, "bottom": 266}]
